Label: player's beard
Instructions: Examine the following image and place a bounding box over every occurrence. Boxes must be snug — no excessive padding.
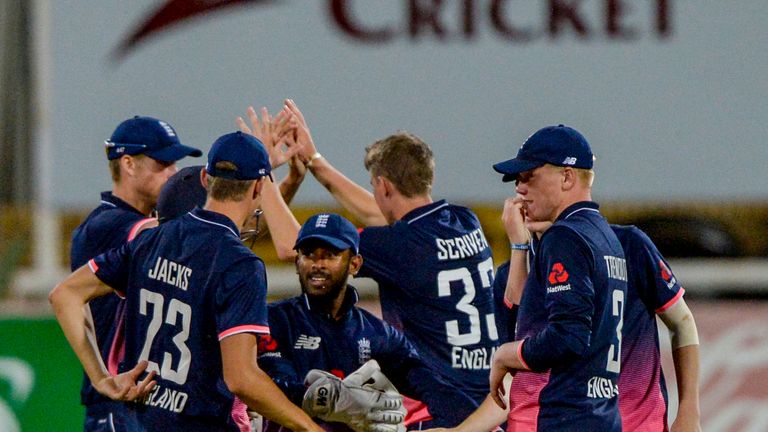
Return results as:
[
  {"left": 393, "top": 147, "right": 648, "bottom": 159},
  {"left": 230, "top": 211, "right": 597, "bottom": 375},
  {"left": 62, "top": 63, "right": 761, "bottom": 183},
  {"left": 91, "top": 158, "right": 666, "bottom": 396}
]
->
[{"left": 299, "top": 259, "right": 351, "bottom": 305}]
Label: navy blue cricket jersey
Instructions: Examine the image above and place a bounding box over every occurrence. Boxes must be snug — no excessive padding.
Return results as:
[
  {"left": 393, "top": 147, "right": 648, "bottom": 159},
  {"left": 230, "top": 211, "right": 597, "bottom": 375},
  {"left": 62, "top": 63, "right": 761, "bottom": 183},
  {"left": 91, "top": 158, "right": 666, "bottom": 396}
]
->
[
  {"left": 491, "top": 261, "right": 517, "bottom": 344},
  {"left": 508, "top": 202, "right": 627, "bottom": 432},
  {"left": 613, "top": 225, "right": 684, "bottom": 432},
  {"left": 90, "top": 207, "right": 269, "bottom": 431},
  {"left": 356, "top": 200, "right": 498, "bottom": 404},
  {"left": 258, "top": 286, "right": 477, "bottom": 431},
  {"left": 70, "top": 191, "right": 153, "bottom": 409}
]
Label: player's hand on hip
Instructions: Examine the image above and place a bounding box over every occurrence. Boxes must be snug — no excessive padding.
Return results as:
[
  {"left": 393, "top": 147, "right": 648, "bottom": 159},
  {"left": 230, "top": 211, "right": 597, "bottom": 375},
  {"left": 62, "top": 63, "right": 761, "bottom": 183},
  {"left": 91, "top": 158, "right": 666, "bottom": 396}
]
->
[{"left": 95, "top": 359, "right": 156, "bottom": 402}]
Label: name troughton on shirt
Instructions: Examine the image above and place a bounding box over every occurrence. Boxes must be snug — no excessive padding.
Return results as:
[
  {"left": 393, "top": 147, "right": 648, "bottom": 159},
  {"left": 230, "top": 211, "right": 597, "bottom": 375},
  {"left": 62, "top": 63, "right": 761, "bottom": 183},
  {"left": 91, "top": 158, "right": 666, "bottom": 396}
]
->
[{"left": 436, "top": 228, "right": 489, "bottom": 261}]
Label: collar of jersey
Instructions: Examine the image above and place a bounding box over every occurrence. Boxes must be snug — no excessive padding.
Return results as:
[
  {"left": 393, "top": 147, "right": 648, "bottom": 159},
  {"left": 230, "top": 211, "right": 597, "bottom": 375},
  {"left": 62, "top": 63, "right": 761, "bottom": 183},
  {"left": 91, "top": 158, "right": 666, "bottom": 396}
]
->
[
  {"left": 188, "top": 207, "right": 241, "bottom": 238},
  {"left": 301, "top": 285, "right": 359, "bottom": 319},
  {"left": 401, "top": 199, "right": 448, "bottom": 224},
  {"left": 100, "top": 191, "right": 145, "bottom": 216},
  {"left": 555, "top": 201, "right": 600, "bottom": 223}
]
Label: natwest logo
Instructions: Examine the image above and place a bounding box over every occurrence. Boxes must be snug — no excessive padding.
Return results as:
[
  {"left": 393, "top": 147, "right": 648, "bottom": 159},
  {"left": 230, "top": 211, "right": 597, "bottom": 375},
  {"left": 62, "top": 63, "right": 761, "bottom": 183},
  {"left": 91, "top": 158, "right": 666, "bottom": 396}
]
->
[
  {"left": 330, "top": 0, "right": 674, "bottom": 42},
  {"left": 548, "top": 262, "right": 569, "bottom": 285}
]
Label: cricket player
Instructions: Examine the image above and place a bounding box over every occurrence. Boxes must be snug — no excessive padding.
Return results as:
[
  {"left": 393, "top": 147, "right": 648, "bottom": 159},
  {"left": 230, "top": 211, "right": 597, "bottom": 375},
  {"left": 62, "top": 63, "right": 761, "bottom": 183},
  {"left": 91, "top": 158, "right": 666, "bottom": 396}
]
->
[
  {"left": 494, "top": 199, "right": 702, "bottom": 431},
  {"left": 52, "top": 131, "right": 324, "bottom": 432},
  {"left": 612, "top": 225, "right": 701, "bottom": 432},
  {"left": 258, "top": 213, "right": 478, "bottom": 431},
  {"left": 70, "top": 115, "right": 201, "bottom": 431},
  {"left": 489, "top": 125, "right": 627, "bottom": 431},
  {"left": 271, "top": 100, "right": 498, "bottom": 408}
]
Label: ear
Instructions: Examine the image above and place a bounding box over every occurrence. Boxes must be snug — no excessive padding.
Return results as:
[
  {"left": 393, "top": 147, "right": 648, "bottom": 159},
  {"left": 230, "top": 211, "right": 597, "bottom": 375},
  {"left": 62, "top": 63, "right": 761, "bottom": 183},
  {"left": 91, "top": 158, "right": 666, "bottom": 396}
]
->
[
  {"left": 379, "top": 176, "right": 395, "bottom": 198},
  {"left": 200, "top": 168, "right": 209, "bottom": 188},
  {"left": 120, "top": 155, "right": 137, "bottom": 177},
  {"left": 252, "top": 177, "right": 265, "bottom": 199},
  {"left": 348, "top": 254, "right": 363, "bottom": 276},
  {"left": 561, "top": 167, "right": 576, "bottom": 191}
]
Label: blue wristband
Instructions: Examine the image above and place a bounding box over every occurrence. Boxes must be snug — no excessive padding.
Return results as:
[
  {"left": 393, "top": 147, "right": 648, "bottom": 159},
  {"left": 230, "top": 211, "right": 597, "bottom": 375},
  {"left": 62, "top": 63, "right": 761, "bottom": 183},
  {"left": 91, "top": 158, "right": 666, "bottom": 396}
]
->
[{"left": 510, "top": 242, "right": 530, "bottom": 251}]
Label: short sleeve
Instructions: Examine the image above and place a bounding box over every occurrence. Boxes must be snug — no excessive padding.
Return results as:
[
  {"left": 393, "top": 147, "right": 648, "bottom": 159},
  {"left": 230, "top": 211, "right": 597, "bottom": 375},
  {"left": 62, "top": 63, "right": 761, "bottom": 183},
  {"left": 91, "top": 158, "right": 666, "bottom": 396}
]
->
[
  {"left": 357, "top": 225, "right": 403, "bottom": 281},
  {"left": 216, "top": 257, "right": 270, "bottom": 340},
  {"left": 630, "top": 229, "right": 684, "bottom": 314},
  {"left": 90, "top": 242, "right": 133, "bottom": 295}
]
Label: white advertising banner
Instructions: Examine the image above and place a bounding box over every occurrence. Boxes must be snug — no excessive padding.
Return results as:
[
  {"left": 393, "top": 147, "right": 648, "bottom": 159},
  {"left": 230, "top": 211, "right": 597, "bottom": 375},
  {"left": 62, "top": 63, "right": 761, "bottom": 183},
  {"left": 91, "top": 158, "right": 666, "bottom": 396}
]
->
[{"left": 49, "top": 1, "right": 768, "bottom": 207}]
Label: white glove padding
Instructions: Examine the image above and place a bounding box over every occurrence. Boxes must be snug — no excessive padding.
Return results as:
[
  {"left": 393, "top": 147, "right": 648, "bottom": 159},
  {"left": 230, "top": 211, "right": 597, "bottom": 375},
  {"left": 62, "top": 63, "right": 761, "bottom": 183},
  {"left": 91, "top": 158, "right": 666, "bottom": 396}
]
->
[
  {"left": 302, "top": 362, "right": 405, "bottom": 432},
  {"left": 343, "top": 360, "right": 399, "bottom": 394}
]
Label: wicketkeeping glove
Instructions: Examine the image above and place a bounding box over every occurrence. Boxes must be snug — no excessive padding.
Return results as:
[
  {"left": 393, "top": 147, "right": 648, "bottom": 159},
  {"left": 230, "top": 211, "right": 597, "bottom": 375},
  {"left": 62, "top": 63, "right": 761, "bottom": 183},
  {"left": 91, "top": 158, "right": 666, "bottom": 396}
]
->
[{"left": 303, "top": 360, "right": 406, "bottom": 432}]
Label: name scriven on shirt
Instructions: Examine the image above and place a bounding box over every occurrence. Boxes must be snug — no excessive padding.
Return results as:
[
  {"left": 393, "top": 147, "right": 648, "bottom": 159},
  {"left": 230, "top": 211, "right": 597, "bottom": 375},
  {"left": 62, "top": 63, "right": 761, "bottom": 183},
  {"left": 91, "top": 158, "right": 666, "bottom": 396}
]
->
[{"left": 436, "top": 228, "right": 489, "bottom": 261}]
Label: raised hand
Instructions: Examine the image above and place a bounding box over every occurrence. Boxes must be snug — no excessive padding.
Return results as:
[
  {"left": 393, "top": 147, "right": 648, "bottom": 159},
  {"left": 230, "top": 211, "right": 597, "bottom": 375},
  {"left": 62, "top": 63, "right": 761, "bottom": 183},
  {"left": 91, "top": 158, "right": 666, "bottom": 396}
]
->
[
  {"left": 237, "top": 105, "right": 302, "bottom": 169},
  {"left": 283, "top": 99, "right": 319, "bottom": 162}
]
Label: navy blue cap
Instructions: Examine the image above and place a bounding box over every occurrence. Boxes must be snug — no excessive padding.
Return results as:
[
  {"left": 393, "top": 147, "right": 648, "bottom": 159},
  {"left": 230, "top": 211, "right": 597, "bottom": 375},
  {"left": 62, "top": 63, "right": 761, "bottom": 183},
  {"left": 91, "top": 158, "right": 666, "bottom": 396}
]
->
[
  {"left": 294, "top": 213, "right": 360, "bottom": 254},
  {"left": 105, "top": 116, "right": 202, "bottom": 161},
  {"left": 156, "top": 166, "right": 206, "bottom": 222},
  {"left": 493, "top": 125, "right": 594, "bottom": 182},
  {"left": 206, "top": 132, "right": 272, "bottom": 180}
]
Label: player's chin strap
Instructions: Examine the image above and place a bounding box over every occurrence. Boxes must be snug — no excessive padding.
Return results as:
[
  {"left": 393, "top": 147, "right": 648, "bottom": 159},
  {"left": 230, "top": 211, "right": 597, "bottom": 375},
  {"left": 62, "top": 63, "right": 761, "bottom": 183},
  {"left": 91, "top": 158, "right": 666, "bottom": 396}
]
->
[{"left": 303, "top": 360, "right": 407, "bottom": 432}]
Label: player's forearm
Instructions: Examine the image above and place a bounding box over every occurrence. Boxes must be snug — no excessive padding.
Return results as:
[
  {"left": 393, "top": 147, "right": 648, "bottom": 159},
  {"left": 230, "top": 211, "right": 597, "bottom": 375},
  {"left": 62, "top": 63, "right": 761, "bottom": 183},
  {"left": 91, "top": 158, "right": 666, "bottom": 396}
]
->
[
  {"left": 452, "top": 395, "right": 508, "bottom": 432},
  {"left": 307, "top": 157, "right": 387, "bottom": 226},
  {"left": 49, "top": 279, "right": 110, "bottom": 386},
  {"left": 261, "top": 178, "right": 301, "bottom": 260},
  {"left": 279, "top": 171, "right": 304, "bottom": 206},
  {"left": 505, "top": 251, "right": 528, "bottom": 306},
  {"left": 672, "top": 344, "right": 701, "bottom": 425},
  {"left": 233, "top": 366, "right": 321, "bottom": 432}
]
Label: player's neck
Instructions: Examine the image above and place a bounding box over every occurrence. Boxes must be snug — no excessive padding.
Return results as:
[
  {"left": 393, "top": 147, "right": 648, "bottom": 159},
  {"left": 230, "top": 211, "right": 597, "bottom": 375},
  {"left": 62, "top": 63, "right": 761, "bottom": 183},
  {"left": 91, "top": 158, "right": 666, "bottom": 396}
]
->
[
  {"left": 391, "top": 194, "right": 433, "bottom": 221},
  {"left": 553, "top": 190, "right": 592, "bottom": 220},
  {"left": 204, "top": 200, "right": 252, "bottom": 232},
  {"left": 112, "top": 183, "right": 153, "bottom": 216}
]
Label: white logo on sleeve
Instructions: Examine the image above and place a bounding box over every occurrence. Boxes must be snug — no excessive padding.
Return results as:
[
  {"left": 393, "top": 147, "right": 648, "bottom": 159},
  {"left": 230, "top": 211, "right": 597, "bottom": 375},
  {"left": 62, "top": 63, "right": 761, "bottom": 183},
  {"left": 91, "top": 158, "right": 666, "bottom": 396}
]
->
[{"left": 294, "top": 335, "right": 321, "bottom": 350}]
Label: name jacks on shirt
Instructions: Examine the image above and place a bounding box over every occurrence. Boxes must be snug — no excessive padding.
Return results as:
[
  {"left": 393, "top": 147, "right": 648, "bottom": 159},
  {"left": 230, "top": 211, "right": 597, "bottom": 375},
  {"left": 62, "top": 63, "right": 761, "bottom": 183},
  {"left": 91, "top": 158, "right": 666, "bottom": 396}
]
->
[{"left": 148, "top": 256, "right": 192, "bottom": 291}]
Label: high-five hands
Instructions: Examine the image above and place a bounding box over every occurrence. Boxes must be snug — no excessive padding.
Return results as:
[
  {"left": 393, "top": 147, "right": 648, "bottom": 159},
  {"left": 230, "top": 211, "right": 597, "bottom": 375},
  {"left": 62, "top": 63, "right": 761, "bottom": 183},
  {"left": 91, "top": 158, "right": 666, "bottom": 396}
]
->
[{"left": 237, "top": 105, "right": 302, "bottom": 169}]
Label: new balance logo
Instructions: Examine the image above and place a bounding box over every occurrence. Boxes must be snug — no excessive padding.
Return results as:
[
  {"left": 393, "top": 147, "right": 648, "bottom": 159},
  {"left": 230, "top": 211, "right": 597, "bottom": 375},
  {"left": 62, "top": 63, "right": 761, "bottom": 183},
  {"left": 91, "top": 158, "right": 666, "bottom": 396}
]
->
[
  {"left": 294, "top": 335, "right": 321, "bottom": 350},
  {"left": 562, "top": 156, "right": 577, "bottom": 165}
]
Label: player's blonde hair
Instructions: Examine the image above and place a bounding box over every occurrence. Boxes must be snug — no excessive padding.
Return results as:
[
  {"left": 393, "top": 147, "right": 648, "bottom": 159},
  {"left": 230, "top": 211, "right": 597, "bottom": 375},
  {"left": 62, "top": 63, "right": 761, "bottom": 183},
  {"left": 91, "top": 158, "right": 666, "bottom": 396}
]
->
[
  {"left": 109, "top": 154, "right": 150, "bottom": 183},
  {"left": 205, "top": 161, "right": 256, "bottom": 201},
  {"left": 575, "top": 168, "right": 595, "bottom": 188},
  {"left": 363, "top": 132, "right": 434, "bottom": 197},
  {"left": 108, "top": 159, "right": 121, "bottom": 182}
]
